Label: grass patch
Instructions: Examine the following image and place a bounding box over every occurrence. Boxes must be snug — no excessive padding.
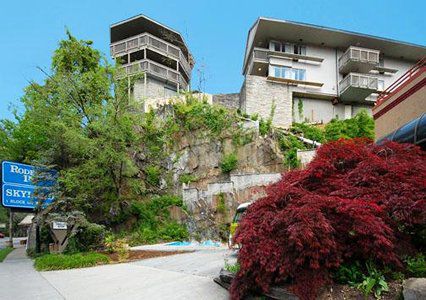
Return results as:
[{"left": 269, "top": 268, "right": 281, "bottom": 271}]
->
[
  {"left": 34, "top": 252, "right": 109, "bottom": 271},
  {"left": 0, "top": 247, "right": 14, "bottom": 262}
]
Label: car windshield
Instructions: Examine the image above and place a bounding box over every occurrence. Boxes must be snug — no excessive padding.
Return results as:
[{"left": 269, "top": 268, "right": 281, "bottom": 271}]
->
[{"left": 233, "top": 208, "right": 247, "bottom": 223}]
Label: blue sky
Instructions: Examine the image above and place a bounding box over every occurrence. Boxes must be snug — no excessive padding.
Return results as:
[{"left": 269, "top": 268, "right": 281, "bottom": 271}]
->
[{"left": 0, "top": 0, "right": 425, "bottom": 120}]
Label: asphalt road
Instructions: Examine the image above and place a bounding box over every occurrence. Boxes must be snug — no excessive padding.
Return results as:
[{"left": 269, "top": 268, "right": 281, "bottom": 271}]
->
[{"left": 0, "top": 244, "right": 234, "bottom": 300}]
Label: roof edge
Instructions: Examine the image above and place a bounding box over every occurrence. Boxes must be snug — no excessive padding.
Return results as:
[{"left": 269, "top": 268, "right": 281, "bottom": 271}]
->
[{"left": 257, "top": 17, "right": 426, "bottom": 50}]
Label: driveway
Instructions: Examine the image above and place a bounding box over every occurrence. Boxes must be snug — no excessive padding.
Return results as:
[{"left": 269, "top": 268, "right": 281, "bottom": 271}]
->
[
  {"left": 0, "top": 244, "right": 233, "bottom": 300},
  {"left": 0, "top": 237, "right": 26, "bottom": 249}
]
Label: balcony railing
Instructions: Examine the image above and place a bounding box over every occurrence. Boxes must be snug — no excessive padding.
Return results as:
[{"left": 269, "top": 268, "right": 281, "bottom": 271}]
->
[
  {"left": 120, "top": 59, "right": 188, "bottom": 89},
  {"left": 339, "top": 73, "right": 378, "bottom": 102},
  {"left": 339, "top": 46, "right": 379, "bottom": 73},
  {"left": 110, "top": 32, "right": 192, "bottom": 78},
  {"left": 340, "top": 73, "right": 378, "bottom": 92}
]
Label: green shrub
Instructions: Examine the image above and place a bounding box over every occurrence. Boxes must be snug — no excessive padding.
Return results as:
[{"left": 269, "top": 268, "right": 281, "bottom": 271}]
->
[
  {"left": 356, "top": 262, "right": 389, "bottom": 299},
  {"left": 278, "top": 133, "right": 305, "bottom": 169},
  {"left": 145, "top": 165, "right": 161, "bottom": 187},
  {"left": 291, "top": 123, "right": 325, "bottom": 143},
  {"left": 179, "top": 174, "right": 198, "bottom": 184},
  {"left": 0, "top": 247, "right": 13, "bottom": 262},
  {"left": 324, "top": 110, "right": 374, "bottom": 141},
  {"left": 224, "top": 260, "right": 240, "bottom": 274},
  {"left": 259, "top": 118, "right": 272, "bottom": 136},
  {"left": 128, "top": 195, "right": 188, "bottom": 245},
  {"left": 34, "top": 252, "right": 109, "bottom": 271},
  {"left": 65, "top": 222, "right": 105, "bottom": 253},
  {"left": 158, "top": 222, "right": 188, "bottom": 241},
  {"left": 216, "top": 193, "right": 226, "bottom": 214},
  {"left": 333, "top": 261, "right": 364, "bottom": 285},
  {"left": 220, "top": 153, "right": 238, "bottom": 173},
  {"left": 405, "top": 254, "right": 426, "bottom": 277}
]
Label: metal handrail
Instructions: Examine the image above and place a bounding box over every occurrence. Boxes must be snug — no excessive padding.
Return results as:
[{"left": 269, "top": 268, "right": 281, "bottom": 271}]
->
[
  {"left": 375, "top": 57, "right": 426, "bottom": 107},
  {"left": 339, "top": 73, "right": 378, "bottom": 94}
]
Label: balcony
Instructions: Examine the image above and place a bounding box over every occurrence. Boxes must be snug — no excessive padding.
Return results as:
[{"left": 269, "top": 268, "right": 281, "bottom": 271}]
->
[
  {"left": 110, "top": 32, "right": 192, "bottom": 78},
  {"left": 339, "top": 46, "right": 379, "bottom": 74},
  {"left": 120, "top": 59, "right": 188, "bottom": 89},
  {"left": 339, "top": 73, "right": 378, "bottom": 103}
]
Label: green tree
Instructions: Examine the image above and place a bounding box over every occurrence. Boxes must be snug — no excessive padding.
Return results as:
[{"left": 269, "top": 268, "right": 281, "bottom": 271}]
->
[
  {"left": 325, "top": 110, "right": 374, "bottom": 141},
  {"left": 0, "top": 31, "right": 142, "bottom": 220}
]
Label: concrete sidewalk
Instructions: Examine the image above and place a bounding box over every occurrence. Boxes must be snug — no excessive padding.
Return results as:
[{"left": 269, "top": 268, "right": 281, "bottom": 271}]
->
[
  {"left": 1, "top": 246, "right": 229, "bottom": 300},
  {"left": 0, "top": 246, "right": 64, "bottom": 300},
  {"left": 41, "top": 261, "right": 228, "bottom": 300}
]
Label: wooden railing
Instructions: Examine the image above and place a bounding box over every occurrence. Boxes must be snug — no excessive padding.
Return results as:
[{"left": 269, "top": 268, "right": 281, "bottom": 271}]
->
[
  {"left": 110, "top": 32, "right": 192, "bottom": 77},
  {"left": 120, "top": 59, "right": 188, "bottom": 88}
]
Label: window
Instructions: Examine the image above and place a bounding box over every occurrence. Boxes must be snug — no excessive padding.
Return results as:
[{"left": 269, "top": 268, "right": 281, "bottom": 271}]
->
[
  {"left": 269, "top": 41, "right": 306, "bottom": 55},
  {"left": 270, "top": 41, "right": 281, "bottom": 52},
  {"left": 294, "top": 45, "right": 306, "bottom": 55},
  {"left": 272, "top": 66, "right": 306, "bottom": 81}
]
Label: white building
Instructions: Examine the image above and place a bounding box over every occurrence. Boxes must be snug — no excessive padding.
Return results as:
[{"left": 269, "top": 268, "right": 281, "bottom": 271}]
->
[{"left": 240, "top": 18, "right": 426, "bottom": 128}]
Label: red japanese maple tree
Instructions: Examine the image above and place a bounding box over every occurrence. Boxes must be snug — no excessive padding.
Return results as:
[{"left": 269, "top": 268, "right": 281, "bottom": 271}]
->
[{"left": 230, "top": 139, "right": 426, "bottom": 300}]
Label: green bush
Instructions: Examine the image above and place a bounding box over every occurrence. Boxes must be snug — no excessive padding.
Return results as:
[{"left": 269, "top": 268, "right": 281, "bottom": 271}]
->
[
  {"left": 292, "top": 123, "right": 325, "bottom": 143},
  {"left": 356, "top": 262, "right": 389, "bottom": 299},
  {"left": 333, "top": 261, "right": 364, "bottom": 285},
  {"left": 128, "top": 195, "right": 188, "bottom": 245},
  {"left": 278, "top": 133, "right": 305, "bottom": 169},
  {"left": 324, "top": 110, "right": 374, "bottom": 141},
  {"left": 158, "top": 222, "right": 189, "bottom": 241},
  {"left": 224, "top": 261, "right": 240, "bottom": 274},
  {"left": 34, "top": 252, "right": 109, "bottom": 271},
  {"left": 220, "top": 153, "right": 238, "bottom": 173},
  {"left": 259, "top": 118, "right": 272, "bottom": 136},
  {"left": 144, "top": 165, "right": 161, "bottom": 187},
  {"left": 216, "top": 193, "right": 226, "bottom": 214},
  {"left": 65, "top": 222, "right": 105, "bottom": 253},
  {"left": 179, "top": 174, "right": 198, "bottom": 184},
  {"left": 405, "top": 254, "right": 426, "bottom": 277}
]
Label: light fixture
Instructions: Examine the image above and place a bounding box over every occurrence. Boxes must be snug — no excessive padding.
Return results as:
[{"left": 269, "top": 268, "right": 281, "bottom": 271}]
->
[{"left": 258, "top": 67, "right": 262, "bottom": 71}]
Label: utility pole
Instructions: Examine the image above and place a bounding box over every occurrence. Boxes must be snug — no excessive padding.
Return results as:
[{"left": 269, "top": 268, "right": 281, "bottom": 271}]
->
[{"left": 7, "top": 209, "right": 13, "bottom": 248}]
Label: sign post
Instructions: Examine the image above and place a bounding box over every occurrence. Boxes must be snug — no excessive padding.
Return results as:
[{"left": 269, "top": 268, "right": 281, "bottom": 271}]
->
[{"left": 7, "top": 209, "right": 13, "bottom": 248}]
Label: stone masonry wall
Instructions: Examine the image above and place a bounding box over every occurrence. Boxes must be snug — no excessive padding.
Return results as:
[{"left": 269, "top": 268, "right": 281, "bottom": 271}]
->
[
  {"left": 241, "top": 75, "right": 293, "bottom": 128},
  {"left": 212, "top": 93, "right": 240, "bottom": 110}
]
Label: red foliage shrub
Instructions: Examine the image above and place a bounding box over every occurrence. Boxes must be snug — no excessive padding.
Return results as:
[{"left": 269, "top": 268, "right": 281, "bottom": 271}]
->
[{"left": 230, "top": 139, "right": 426, "bottom": 300}]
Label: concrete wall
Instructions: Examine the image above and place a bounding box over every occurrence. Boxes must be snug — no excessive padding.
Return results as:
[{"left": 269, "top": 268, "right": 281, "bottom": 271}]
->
[
  {"left": 297, "top": 149, "right": 316, "bottom": 168},
  {"left": 182, "top": 173, "right": 282, "bottom": 212},
  {"left": 133, "top": 76, "right": 178, "bottom": 101},
  {"left": 212, "top": 93, "right": 240, "bottom": 110},
  {"left": 292, "top": 97, "right": 372, "bottom": 123},
  {"left": 240, "top": 75, "right": 293, "bottom": 128},
  {"left": 373, "top": 71, "right": 426, "bottom": 139}
]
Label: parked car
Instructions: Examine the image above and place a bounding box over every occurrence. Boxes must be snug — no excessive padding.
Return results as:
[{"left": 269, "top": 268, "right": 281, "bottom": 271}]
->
[
  {"left": 228, "top": 202, "right": 251, "bottom": 249},
  {"left": 0, "top": 232, "right": 5, "bottom": 238}
]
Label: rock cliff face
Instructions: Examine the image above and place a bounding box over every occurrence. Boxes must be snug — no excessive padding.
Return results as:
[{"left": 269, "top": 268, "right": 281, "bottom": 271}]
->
[
  {"left": 169, "top": 130, "right": 285, "bottom": 190},
  {"left": 168, "top": 124, "right": 286, "bottom": 240},
  {"left": 133, "top": 101, "right": 288, "bottom": 240}
]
